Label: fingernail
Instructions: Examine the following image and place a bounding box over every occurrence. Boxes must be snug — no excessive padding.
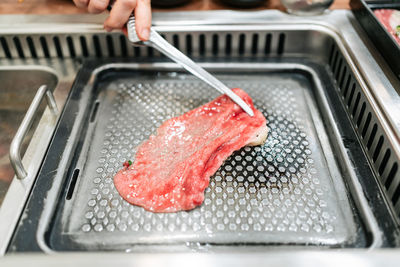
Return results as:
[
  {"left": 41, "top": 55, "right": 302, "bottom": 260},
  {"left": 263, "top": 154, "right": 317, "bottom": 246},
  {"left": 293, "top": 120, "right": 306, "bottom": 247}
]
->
[
  {"left": 141, "top": 28, "right": 150, "bottom": 40},
  {"left": 104, "top": 26, "right": 112, "bottom": 32}
]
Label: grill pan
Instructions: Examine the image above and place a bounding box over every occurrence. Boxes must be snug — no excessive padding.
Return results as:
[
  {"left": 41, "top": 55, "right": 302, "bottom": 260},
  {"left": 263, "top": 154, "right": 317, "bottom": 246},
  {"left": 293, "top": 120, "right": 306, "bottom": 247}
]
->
[
  {"left": 9, "top": 57, "right": 385, "bottom": 251},
  {"left": 351, "top": 0, "right": 400, "bottom": 80},
  {"left": 62, "top": 68, "right": 358, "bottom": 248}
]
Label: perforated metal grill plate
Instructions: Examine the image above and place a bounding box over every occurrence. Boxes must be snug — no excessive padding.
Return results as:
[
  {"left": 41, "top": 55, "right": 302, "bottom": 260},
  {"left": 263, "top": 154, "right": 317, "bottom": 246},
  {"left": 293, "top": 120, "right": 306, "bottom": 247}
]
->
[{"left": 63, "top": 71, "right": 357, "bottom": 247}]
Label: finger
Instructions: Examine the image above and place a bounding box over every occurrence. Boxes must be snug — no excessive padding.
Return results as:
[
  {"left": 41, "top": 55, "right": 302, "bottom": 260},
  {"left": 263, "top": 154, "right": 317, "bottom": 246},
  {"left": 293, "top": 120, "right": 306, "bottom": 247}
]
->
[
  {"left": 104, "top": 0, "right": 137, "bottom": 30},
  {"left": 134, "top": 0, "right": 152, "bottom": 41},
  {"left": 88, "top": 0, "right": 109, "bottom": 14},
  {"left": 73, "top": 0, "right": 89, "bottom": 8}
]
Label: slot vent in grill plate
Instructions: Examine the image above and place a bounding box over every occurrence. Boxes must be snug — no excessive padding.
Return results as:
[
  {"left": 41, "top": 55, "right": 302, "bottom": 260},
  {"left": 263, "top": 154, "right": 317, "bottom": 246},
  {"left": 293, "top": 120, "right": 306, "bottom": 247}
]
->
[
  {"left": 39, "top": 36, "right": 50, "bottom": 58},
  {"left": 66, "top": 36, "right": 76, "bottom": 58},
  {"left": 12, "top": 36, "right": 25, "bottom": 59},
  {"left": 80, "top": 35, "right": 89, "bottom": 57},
  {"left": 0, "top": 36, "right": 11, "bottom": 58},
  {"left": 26, "top": 36, "right": 38, "bottom": 58}
]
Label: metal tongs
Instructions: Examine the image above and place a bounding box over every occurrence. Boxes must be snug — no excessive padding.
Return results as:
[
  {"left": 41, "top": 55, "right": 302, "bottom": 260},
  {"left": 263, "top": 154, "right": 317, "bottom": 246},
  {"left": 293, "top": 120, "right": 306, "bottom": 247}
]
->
[{"left": 116, "top": 14, "right": 254, "bottom": 116}]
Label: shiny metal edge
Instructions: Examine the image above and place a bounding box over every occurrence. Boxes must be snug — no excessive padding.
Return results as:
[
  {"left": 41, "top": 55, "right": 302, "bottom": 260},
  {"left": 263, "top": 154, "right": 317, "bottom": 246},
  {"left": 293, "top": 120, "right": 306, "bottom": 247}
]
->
[{"left": 2, "top": 251, "right": 400, "bottom": 267}]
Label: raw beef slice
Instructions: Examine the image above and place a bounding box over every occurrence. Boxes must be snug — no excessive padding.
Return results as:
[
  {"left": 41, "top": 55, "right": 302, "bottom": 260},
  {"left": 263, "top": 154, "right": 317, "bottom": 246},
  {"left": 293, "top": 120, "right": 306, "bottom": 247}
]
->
[
  {"left": 374, "top": 9, "right": 400, "bottom": 45},
  {"left": 114, "top": 88, "right": 268, "bottom": 212}
]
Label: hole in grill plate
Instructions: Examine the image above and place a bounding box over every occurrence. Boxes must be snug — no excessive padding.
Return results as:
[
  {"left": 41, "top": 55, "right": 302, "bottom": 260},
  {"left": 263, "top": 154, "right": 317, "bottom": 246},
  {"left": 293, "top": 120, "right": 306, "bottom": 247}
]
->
[
  {"left": 356, "top": 102, "right": 366, "bottom": 127},
  {"left": 66, "top": 36, "right": 76, "bottom": 58},
  {"left": 119, "top": 35, "right": 127, "bottom": 57},
  {"left": 147, "top": 47, "right": 154, "bottom": 57},
  {"left": 343, "top": 76, "right": 351, "bottom": 97},
  {"left": 343, "top": 75, "right": 351, "bottom": 94},
  {"left": 186, "top": 35, "right": 192, "bottom": 55},
  {"left": 367, "top": 124, "right": 378, "bottom": 150},
  {"left": 173, "top": 34, "right": 179, "bottom": 49},
  {"left": 80, "top": 36, "right": 89, "bottom": 57},
  {"left": 373, "top": 136, "right": 384, "bottom": 162},
  {"left": 251, "top": 34, "right": 258, "bottom": 55},
  {"left": 339, "top": 67, "right": 347, "bottom": 88},
  {"left": 332, "top": 50, "right": 339, "bottom": 71},
  {"left": 352, "top": 92, "right": 361, "bottom": 117},
  {"left": 385, "top": 163, "right": 398, "bottom": 189},
  {"left": 66, "top": 169, "right": 80, "bottom": 200},
  {"left": 212, "top": 34, "right": 218, "bottom": 56},
  {"left": 225, "top": 34, "right": 232, "bottom": 55},
  {"left": 26, "top": 36, "right": 37, "bottom": 58},
  {"left": 328, "top": 44, "right": 335, "bottom": 64},
  {"left": 199, "top": 34, "right": 205, "bottom": 56},
  {"left": 335, "top": 59, "right": 343, "bottom": 80},
  {"left": 265, "top": 33, "right": 272, "bottom": 54},
  {"left": 93, "top": 35, "right": 102, "bottom": 57},
  {"left": 362, "top": 113, "right": 372, "bottom": 138},
  {"left": 277, "top": 33, "right": 285, "bottom": 54},
  {"left": 391, "top": 182, "right": 400, "bottom": 207},
  {"left": 347, "top": 84, "right": 356, "bottom": 107},
  {"left": 379, "top": 149, "right": 391, "bottom": 176},
  {"left": 13, "top": 37, "right": 25, "bottom": 58},
  {"left": 239, "top": 34, "right": 245, "bottom": 55},
  {"left": 134, "top": 46, "right": 141, "bottom": 57},
  {"left": 90, "top": 101, "right": 100, "bottom": 123},
  {"left": 106, "top": 35, "right": 115, "bottom": 57},
  {"left": 0, "top": 37, "right": 11, "bottom": 58},
  {"left": 53, "top": 36, "right": 63, "bottom": 58},
  {"left": 40, "top": 36, "right": 50, "bottom": 58}
]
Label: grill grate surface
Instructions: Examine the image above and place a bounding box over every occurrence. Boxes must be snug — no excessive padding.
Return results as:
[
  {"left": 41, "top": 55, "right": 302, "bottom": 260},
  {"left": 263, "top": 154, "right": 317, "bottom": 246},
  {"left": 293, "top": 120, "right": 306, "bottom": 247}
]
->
[{"left": 63, "top": 72, "right": 357, "bottom": 247}]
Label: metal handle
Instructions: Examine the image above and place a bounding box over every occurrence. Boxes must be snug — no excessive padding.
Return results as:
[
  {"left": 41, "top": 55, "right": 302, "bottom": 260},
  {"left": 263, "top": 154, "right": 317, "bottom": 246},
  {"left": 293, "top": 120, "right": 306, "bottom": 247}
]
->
[{"left": 10, "top": 85, "right": 58, "bottom": 179}]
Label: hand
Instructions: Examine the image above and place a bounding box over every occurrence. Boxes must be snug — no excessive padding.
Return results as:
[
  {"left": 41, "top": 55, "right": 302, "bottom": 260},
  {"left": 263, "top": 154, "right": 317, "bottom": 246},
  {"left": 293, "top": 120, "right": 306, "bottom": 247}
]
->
[{"left": 73, "top": 0, "right": 152, "bottom": 41}]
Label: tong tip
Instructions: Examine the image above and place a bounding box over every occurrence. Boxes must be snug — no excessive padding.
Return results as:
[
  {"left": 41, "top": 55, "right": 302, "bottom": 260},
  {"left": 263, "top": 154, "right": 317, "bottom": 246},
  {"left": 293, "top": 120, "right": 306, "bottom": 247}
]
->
[{"left": 243, "top": 105, "right": 254, "bottom": 117}]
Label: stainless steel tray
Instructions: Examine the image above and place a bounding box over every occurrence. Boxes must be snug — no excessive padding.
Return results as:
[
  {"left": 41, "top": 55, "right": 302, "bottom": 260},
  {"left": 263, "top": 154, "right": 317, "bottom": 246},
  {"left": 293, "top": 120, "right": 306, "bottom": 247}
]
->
[
  {"left": 22, "top": 60, "right": 375, "bottom": 251},
  {"left": 64, "top": 69, "right": 356, "bottom": 247}
]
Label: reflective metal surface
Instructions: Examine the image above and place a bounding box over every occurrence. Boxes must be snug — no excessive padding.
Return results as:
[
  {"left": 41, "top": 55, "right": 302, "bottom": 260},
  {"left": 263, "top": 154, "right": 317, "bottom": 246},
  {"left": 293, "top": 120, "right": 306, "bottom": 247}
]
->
[
  {"left": 0, "top": 60, "right": 80, "bottom": 255},
  {"left": 10, "top": 85, "right": 58, "bottom": 179},
  {"left": 0, "top": 69, "right": 58, "bottom": 201},
  {"left": 280, "top": 0, "right": 334, "bottom": 15},
  {"left": 0, "top": 9, "right": 399, "bottom": 265},
  {"left": 2, "top": 251, "right": 400, "bottom": 267},
  {"left": 58, "top": 67, "right": 358, "bottom": 250}
]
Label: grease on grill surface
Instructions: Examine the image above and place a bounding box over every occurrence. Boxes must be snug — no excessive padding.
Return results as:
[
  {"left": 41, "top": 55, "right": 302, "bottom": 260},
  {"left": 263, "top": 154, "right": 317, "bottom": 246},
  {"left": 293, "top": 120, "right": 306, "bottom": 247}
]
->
[{"left": 67, "top": 73, "right": 356, "bottom": 246}]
